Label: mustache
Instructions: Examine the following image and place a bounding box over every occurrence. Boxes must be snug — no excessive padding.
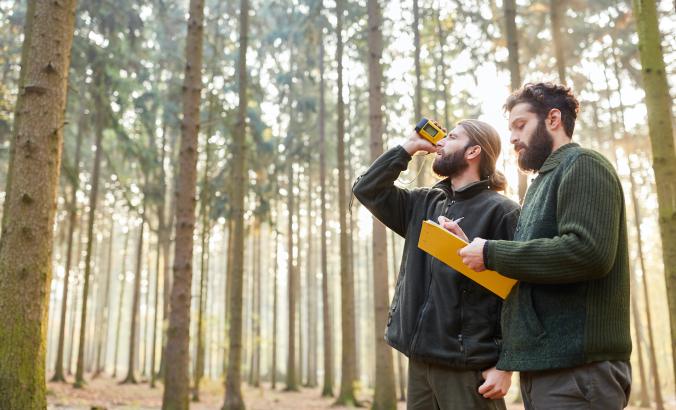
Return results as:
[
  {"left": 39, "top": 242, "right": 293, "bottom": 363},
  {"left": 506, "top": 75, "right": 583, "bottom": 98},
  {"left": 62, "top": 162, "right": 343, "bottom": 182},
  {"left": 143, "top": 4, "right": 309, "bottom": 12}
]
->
[{"left": 514, "top": 142, "right": 528, "bottom": 152}]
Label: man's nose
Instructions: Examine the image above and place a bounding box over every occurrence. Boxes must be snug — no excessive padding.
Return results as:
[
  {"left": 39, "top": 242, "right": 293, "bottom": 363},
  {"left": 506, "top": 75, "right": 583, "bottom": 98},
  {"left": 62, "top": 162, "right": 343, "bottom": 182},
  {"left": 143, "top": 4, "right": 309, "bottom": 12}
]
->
[{"left": 509, "top": 133, "right": 518, "bottom": 145}]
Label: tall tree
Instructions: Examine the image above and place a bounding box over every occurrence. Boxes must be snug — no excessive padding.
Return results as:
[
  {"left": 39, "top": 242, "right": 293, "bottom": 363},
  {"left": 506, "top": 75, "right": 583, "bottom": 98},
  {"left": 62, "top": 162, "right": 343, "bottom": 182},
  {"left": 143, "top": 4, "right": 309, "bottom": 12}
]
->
[
  {"left": 162, "top": 0, "right": 205, "bottom": 406},
  {"left": 285, "top": 158, "right": 299, "bottom": 391},
  {"left": 503, "top": 0, "right": 527, "bottom": 201},
  {"left": 549, "top": 0, "right": 566, "bottom": 83},
  {"left": 122, "top": 206, "right": 146, "bottom": 384},
  {"left": 367, "top": 0, "right": 396, "bottom": 408},
  {"left": 112, "top": 227, "right": 131, "bottom": 378},
  {"left": 51, "top": 112, "right": 85, "bottom": 383},
  {"left": 74, "top": 70, "right": 106, "bottom": 388},
  {"left": 630, "top": 0, "right": 676, "bottom": 392},
  {"left": 223, "top": 0, "right": 249, "bottom": 407},
  {"left": 192, "top": 97, "right": 214, "bottom": 402},
  {"left": 318, "top": 3, "right": 334, "bottom": 396},
  {"left": 0, "top": 0, "right": 77, "bottom": 406},
  {"left": 335, "top": 0, "right": 358, "bottom": 405}
]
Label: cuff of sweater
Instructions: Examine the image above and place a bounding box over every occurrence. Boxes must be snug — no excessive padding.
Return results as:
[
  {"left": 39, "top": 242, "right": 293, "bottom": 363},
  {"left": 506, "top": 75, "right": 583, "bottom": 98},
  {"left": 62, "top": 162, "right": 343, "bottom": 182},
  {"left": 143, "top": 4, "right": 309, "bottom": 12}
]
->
[
  {"left": 485, "top": 240, "right": 495, "bottom": 270},
  {"left": 396, "top": 144, "right": 413, "bottom": 161}
]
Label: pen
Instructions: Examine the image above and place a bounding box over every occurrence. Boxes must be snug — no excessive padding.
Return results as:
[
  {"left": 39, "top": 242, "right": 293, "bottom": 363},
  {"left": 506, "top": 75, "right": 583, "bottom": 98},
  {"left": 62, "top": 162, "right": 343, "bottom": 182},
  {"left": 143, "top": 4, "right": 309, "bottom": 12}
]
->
[{"left": 453, "top": 217, "right": 464, "bottom": 224}]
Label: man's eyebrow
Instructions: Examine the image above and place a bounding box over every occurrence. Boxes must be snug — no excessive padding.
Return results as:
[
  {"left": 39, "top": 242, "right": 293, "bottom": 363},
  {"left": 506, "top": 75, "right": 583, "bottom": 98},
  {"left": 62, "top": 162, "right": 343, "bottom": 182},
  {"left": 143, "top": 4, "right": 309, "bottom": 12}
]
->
[{"left": 508, "top": 116, "right": 527, "bottom": 129}]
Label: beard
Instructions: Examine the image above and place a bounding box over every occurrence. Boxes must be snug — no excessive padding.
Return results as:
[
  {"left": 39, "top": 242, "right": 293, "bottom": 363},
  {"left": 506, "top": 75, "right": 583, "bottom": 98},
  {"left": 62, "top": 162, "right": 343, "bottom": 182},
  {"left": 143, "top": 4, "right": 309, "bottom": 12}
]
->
[
  {"left": 432, "top": 144, "right": 470, "bottom": 178},
  {"left": 515, "top": 119, "right": 554, "bottom": 172}
]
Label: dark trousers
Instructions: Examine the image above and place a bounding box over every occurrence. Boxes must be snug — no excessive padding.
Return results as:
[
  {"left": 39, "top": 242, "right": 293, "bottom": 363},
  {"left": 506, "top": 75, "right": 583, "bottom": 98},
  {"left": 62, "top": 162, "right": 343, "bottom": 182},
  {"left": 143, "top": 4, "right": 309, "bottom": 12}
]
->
[
  {"left": 407, "top": 359, "right": 507, "bottom": 410},
  {"left": 520, "top": 361, "right": 632, "bottom": 410}
]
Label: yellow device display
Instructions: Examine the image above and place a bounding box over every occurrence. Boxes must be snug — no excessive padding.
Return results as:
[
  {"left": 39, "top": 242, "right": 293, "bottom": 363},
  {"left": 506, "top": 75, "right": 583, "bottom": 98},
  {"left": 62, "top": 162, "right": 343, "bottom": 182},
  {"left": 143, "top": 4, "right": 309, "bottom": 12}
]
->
[{"left": 415, "top": 118, "right": 446, "bottom": 144}]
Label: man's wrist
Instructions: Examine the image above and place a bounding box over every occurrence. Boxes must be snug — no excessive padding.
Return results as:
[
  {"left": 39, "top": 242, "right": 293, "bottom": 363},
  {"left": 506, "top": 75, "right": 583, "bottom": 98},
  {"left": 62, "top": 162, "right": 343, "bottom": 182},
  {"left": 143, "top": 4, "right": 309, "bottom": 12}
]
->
[{"left": 401, "top": 140, "right": 418, "bottom": 156}]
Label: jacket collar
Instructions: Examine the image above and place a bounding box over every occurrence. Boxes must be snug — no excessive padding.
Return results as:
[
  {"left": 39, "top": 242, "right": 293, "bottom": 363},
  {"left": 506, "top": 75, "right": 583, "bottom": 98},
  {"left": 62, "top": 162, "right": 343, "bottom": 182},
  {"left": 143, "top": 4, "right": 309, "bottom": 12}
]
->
[
  {"left": 538, "top": 142, "right": 580, "bottom": 174},
  {"left": 433, "top": 178, "right": 491, "bottom": 200}
]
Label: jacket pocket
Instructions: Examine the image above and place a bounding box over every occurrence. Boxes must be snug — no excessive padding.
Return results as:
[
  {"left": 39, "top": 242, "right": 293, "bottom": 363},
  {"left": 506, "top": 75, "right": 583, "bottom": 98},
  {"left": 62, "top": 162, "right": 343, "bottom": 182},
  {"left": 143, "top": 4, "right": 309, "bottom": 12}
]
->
[{"left": 522, "top": 284, "right": 546, "bottom": 339}]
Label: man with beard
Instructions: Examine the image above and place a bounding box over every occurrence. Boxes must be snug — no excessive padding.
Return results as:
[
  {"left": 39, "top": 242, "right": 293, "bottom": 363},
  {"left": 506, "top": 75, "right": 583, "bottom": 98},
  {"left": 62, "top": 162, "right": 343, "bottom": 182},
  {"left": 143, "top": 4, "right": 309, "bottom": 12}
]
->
[
  {"left": 352, "top": 119, "right": 520, "bottom": 409},
  {"left": 453, "top": 83, "right": 632, "bottom": 409}
]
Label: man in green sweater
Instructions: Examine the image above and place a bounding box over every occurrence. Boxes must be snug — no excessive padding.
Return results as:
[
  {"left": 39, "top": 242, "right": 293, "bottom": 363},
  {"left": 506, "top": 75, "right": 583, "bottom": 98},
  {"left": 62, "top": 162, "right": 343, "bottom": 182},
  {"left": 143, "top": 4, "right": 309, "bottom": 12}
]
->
[{"left": 447, "top": 83, "right": 632, "bottom": 409}]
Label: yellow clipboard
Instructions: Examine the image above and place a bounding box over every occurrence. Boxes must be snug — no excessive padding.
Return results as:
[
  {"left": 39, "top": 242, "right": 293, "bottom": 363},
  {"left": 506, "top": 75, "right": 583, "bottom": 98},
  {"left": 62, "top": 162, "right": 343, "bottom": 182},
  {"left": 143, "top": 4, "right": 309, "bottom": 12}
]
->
[{"left": 417, "top": 220, "right": 517, "bottom": 299}]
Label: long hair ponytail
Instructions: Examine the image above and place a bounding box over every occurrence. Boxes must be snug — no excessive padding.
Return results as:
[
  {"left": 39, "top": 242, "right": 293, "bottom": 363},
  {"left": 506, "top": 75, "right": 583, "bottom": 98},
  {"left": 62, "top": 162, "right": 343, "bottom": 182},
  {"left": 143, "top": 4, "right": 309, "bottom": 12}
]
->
[{"left": 457, "top": 119, "right": 507, "bottom": 192}]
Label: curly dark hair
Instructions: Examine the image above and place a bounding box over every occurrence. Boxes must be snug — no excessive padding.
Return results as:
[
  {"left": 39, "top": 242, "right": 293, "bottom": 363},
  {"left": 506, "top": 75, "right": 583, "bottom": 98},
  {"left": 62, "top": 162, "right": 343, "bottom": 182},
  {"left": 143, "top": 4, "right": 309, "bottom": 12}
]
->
[{"left": 504, "top": 82, "right": 580, "bottom": 138}]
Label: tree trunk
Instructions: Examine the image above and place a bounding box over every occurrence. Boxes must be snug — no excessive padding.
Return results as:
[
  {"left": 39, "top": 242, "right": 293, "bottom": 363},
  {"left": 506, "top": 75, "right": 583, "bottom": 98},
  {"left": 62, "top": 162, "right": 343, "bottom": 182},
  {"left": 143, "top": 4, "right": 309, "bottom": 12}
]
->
[
  {"left": 628, "top": 165, "right": 665, "bottom": 410},
  {"left": 629, "top": 0, "right": 676, "bottom": 391},
  {"left": 122, "top": 206, "right": 146, "bottom": 384},
  {"left": 305, "top": 166, "right": 318, "bottom": 388},
  {"left": 113, "top": 229, "right": 131, "bottom": 378},
  {"left": 318, "top": 7, "right": 334, "bottom": 395},
  {"left": 549, "top": 0, "right": 566, "bottom": 84},
  {"left": 93, "top": 213, "right": 115, "bottom": 378},
  {"left": 0, "top": 1, "right": 77, "bottom": 405},
  {"left": 271, "top": 224, "right": 279, "bottom": 389},
  {"left": 390, "top": 231, "right": 407, "bottom": 402},
  {"left": 162, "top": 0, "right": 205, "bottom": 406},
  {"left": 285, "top": 158, "right": 299, "bottom": 391},
  {"left": 74, "top": 73, "right": 105, "bottom": 388},
  {"left": 192, "top": 96, "right": 214, "bottom": 402},
  {"left": 223, "top": 0, "right": 249, "bottom": 407},
  {"left": 368, "top": 0, "right": 396, "bottom": 407},
  {"left": 335, "top": 0, "right": 357, "bottom": 404},
  {"left": 503, "top": 0, "right": 527, "bottom": 201},
  {"left": 52, "top": 113, "right": 84, "bottom": 383},
  {"left": 412, "top": 0, "right": 426, "bottom": 186}
]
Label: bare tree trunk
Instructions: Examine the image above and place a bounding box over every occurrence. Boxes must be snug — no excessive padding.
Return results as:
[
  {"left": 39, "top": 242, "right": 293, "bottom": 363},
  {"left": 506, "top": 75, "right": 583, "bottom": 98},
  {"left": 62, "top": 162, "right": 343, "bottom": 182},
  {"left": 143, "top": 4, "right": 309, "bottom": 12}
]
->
[
  {"left": 335, "top": 0, "right": 357, "bottom": 404},
  {"left": 368, "top": 0, "right": 396, "bottom": 407},
  {"left": 390, "top": 231, "right": 407, "bottom": 402},
  {"left": 628, "top": 165, "right": 665, "bottom": 410},
  {"left": 285, "top": 159, "right": 299, "bottom": 391},
  {"left": 113, "top": 229, "right": 131, "bottom": 378},
  {"left": 162, "top": 0, "right": 205, "bottom": 406},
  {"left": 549, "top": 0, "right": 566, "bottom": 84},
  {"left": 223, "top": 0, "right": 249, "bottom": 407},
  {"left": 52, "top": 114, "right": 84, "bottom": 383},
  {"left": 306, "top": 166, "right": 318, "bottom": 388},
  {"left": 192, "top": 98, "right": 214, "bottom": 402},
  {"left": 122, "top": 205, "right": 147, "bottom": 384},
  {"left": 271, "top": 224, "right": 279, "bottom": 389},
  {"left": 0, "top": 1, "right": 77, "bottom": 402},
  {"left": 503, "top": 0, "right": 526, "bottom": 201},
  {"left": 318, "top": 7, "right": 334, "bottom": 395},
  {"left": 627, "top": 0, "right": 676, "bottom": 391},
  {"left": 93, "top": 212, "right": 115, "bottom": 378},
  {"left": 411, "top": 0, "right": 427, "bottom": 186},
  {"left": 74, "top": 73, "right": 105, "bottom": 388}
]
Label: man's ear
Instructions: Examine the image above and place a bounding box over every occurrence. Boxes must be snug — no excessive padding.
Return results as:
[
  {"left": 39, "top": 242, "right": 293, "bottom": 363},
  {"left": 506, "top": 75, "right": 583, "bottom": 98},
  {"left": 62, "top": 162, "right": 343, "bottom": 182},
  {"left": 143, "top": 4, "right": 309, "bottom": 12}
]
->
[
  {"left": 547, "top": 109, "right": 562, "bottom": 131},
  {"left": 466, "top": 145, "right": 482, "bottom": 161}
]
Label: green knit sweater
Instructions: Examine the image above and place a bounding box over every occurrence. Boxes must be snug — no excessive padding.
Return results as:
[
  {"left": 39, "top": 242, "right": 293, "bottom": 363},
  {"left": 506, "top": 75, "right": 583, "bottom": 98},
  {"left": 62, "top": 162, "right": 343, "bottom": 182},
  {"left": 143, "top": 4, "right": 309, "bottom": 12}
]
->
[{"left": 486, "top": 143, "right": 631, "bottom": 371}]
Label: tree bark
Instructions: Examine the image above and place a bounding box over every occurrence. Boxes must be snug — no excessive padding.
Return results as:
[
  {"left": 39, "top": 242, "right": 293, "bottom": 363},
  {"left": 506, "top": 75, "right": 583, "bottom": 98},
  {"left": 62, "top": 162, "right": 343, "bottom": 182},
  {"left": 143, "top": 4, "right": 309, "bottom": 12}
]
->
[
  {"left": 223, "top": 0, "right": 249, "bottom": 407},
  {"left": 503, "top": 0, "right": 527, "bottom": 201},
  {"left": 549, "top": 0, "right": 566, "bottom": 84},
  {"left": 122, "top": 205, "right": 146, "bottom": 384},
  {"left": 285, "top": 159, "right": 299, "bottom": 391},
  {"left": 162, "top": 0, "right": 205, "bottom": 406},
  {"left": 74, "top": 71, "right": 105, "bottom": 388},
  {"left": 630, "top": 9, "right": 676, "bottom": 377},
  {"left": 0, "top": 0, "right": 77, "bottom": 406},
  {"left": 368, "top": 0, "right": 396, "bottom": 408},
  {"left": 112, "top": 229, "right": 131, "bottom": 378},
  {"left": 335, "top": 0, "right": 357, "bottom": 404},
  {"left": 318, "top": 7, "right": 334, "bottom": 395},
  {"left": 52, "top": 112, "right": 84, "bottom": 383}
]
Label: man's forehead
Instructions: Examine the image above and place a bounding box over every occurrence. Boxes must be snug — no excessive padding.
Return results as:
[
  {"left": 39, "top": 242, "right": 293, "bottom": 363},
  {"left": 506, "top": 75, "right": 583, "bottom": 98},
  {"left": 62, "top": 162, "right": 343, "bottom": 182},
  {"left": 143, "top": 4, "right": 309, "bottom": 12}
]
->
[{"left": 508, "top": 103, "right": 536, "bottom": 121}]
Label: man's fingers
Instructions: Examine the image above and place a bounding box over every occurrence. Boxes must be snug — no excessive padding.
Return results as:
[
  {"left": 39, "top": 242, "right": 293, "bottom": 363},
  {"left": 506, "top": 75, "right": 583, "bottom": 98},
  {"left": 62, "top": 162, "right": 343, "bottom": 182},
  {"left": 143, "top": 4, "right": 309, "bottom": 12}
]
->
[{"left": 477, "top": 381, "right": 492, "bottom": 395}]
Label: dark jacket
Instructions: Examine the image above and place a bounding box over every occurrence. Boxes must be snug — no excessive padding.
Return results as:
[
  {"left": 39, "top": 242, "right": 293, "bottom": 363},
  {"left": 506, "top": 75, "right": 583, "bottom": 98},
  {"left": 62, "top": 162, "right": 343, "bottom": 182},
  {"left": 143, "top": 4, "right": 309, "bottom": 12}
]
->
[
  {"left": 353, "top": 146, "right": 520, "bottom": 370},
  {"left": 486, "top": 143, "right": 632, "bottom": 371}
]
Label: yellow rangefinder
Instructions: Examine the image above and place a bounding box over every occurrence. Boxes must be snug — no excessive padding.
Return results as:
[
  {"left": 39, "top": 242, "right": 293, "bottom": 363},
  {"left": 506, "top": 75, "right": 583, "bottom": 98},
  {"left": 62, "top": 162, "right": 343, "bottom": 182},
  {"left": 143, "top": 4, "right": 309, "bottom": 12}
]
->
[{"left": 415, "top": 118, "right": 446, "bottom": 144}]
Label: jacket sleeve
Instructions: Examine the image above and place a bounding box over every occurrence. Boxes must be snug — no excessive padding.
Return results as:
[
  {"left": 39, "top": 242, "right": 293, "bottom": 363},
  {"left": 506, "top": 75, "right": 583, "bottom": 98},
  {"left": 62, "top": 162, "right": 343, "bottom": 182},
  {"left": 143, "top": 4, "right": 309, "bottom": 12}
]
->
[
  {"left": 352, "top": 146, "right": 423, "bottom": 237},
  {"left": 486, "top": 153, "right": 623, "bottom": 284}
]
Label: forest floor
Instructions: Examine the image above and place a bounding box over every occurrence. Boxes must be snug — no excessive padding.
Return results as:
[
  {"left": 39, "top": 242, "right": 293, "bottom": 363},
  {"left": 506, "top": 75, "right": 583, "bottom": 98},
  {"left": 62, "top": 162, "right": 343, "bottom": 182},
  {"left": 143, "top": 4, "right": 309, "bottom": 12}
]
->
[{"left": 47, "top": 376, "right": 666, "bottom": 409}]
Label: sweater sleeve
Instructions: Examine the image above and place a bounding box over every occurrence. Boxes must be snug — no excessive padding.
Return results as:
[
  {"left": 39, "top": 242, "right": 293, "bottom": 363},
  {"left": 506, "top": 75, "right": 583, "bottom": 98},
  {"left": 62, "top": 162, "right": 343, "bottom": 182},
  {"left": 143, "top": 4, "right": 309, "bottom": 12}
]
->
[
  {"left": 352, "top": 146, "right": 422, "bottom": 237},
  {"left": 486, "top": 154, "right": 622, "bottom": 284}
]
